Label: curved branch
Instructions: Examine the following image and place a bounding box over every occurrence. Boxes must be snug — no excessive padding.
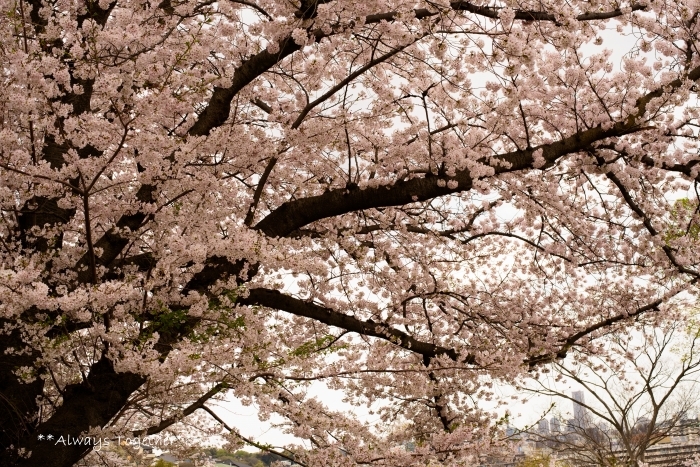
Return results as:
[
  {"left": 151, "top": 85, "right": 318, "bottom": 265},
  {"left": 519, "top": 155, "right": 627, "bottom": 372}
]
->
[
  {"left": 526, "top": 296, "right": 668, "bottom": 367},
  {"left": 201, "top": 405, "right": 307, "bottom": 467},
  {"left": 245, "top": 156, "right": 279, "bottom": 226},
  {"left": 254, "top": 64, "right": 700, "bottom": 238},
  {"left": 190, "top": 1, "right": 648, "bottom": 137},
  {"left": 449, "top": 1, "right": 647, "bottom": 23},
  {"left": 365, "top": 2, "right": 647, "bottom": 24},
  {"left": 239, "top": 287, "right": 468, "bottom": 364},
  {"left": 231, "top": 0, "right": 272, "bottom": 20}
]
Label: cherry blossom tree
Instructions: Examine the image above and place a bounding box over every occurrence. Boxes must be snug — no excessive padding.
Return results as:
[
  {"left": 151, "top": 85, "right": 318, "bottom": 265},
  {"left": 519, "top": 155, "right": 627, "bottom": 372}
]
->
[{"left": 1, "top": 0, "right": 700, "bottom": 466}]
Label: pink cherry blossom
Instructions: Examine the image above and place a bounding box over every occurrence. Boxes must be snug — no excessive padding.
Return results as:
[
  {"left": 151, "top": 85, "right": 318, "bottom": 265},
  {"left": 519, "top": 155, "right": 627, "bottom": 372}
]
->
[{"left": 1, "top": 1, "right": 699, "bottom": 466}]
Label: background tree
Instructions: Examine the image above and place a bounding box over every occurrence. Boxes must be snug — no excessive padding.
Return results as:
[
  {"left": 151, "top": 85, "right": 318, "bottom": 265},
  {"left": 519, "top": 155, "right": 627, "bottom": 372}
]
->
[
  {"left": 2, "top": 0, "right": 700, "bottom": 466},
  {"left": 519, "top": 321, "right": 700, "bottom": 467},
  {"left": 516, "top": 452, "right": 569, "bottom": 467},
  {"left": 207, "top": 448, "right": 269, "bottom": 467}
]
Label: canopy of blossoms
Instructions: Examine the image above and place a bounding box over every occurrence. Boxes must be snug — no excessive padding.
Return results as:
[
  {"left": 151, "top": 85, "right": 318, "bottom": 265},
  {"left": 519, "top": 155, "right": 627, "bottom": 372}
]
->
[{"left": 1, "top": 0, "right": 699, "bottom": 466}]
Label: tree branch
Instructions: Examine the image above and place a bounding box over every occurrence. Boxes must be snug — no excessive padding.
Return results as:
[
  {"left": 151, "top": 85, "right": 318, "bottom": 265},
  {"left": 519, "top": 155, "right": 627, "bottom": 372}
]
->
[
  {"left": 255, "top": 64, "right": 700, "bottom": 238},
  {"left": 239, "top": 288, "right": 468, "bottom": 364},
  {"left": 131, "top": 383, "right": 227, "bottom": 437}
]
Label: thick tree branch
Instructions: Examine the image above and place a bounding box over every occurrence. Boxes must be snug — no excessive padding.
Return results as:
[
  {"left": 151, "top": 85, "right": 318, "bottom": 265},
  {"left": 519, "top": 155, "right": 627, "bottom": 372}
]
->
[
  {"left": 239, "top": 288, "right": 468, "bottom": 364},
  {"left": 525, "top": 296, "right": 669, "bottom": 366},
  {"left": 188, "top": 38, "right": 302, "bottom": 136},
  {"left": 190, "top": 1, "right": 646, "bottom": 138},
  {"left": 255, "top": 65, "right": 700, "bottom": 238},
  {"left": 16, "top": 359, "right": 146, "bottom": 467},
  {"left": 240, "top": 288, "right": 681, "bottom": 372},
  {"left": 366, "top": 2, "right": 647, "bottom": 25},
  {"left": 449, "top": 1, "right": 647, "bottom": 23}
]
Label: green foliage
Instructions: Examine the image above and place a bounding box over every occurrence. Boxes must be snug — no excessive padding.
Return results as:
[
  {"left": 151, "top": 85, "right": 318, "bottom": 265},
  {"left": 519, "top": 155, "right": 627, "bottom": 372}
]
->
[
  {"left": 207, "top": 447, "right": 284, "bottom": 467},
  {"left": 188, "top": 315, "right": 246, "bottom": 345},
  {"left": 185, "top": 288, "right": 247, "bottom": 345},
  {"left": 664, "top": 198, "right": 700, "bottom": 244},
  {"left": 290, "top": 334, "right": 341, "bottom": 357},
  {"left": 153, "top": 307, "right": 189, "bottom": 333},
  {"left": 153, "top": 460, "right": 176, "bottom": 467},
  {"left": 517, "top": 452, "right": 568, "bottom": 467}
]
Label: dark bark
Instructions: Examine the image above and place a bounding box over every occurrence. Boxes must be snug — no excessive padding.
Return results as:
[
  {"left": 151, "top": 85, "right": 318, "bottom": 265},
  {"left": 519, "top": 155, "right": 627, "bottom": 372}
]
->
[
  {"left": 240, "top": 288, "right": 468, "bottom": 364},
  {"left": 252, "top": 118, "right": 639, "bottom": 238},
  {"left": 450, "top": 0, "right": 647, "bottom": 22},
  {"left": 0, "top": 307, "right": 200, "bottom": 466},
  {"left": 0, "top": 324, "right": 44, "bottom": 466},
  {"left": 10, "top": 359, "right": 145, "bottom": 467},
  {"left": 17, "top": 198, "right": 75, "bottom": 252},
  {"left": 188, "top": 39, "right": 301, "bottom": 136}
]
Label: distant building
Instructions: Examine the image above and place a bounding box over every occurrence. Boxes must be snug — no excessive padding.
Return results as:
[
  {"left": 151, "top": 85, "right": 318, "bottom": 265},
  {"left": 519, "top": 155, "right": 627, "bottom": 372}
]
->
[
  {"left": 612, "top": 441, "right": 700, "bottom": 467},
  {"left": 572, "top": 391, "right": 586, "bottom": 427},
  {"left": 635, "top": 417, "right": 651, "bottom": 432},
  {"left": 538, "top": 419, "right": 549, "bottom": 434},
  {"left": 550, "top": 417, "right": 561, "bottom": 433},
  {"left": 498, "top": 415, "right": 700, "bottom": 467},
  {"left": 157, "top": 452, "right": 194, "bottom": 467},
  {"left": 214, "top": 461, "right": 253, "bottom": 467}
]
